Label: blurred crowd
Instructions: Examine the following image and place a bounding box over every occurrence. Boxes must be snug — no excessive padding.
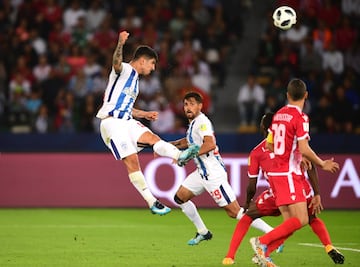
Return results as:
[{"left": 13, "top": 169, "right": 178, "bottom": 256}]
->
[
  {"left": 238, "top": 0, "right": 360, "bottom": 134},
  {"left": 0, "top": 0, "right": 245, "bottom": 134},
  {"left": 1, "top": 0, "right": 359, "bottom": 135}
]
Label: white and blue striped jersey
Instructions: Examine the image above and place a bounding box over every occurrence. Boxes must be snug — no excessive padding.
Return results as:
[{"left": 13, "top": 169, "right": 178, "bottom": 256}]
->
[
  {"left": 96, "top": 63, "right": 139, "bottom": 120},
  {"left": 186, "top": 113, "right": 227, "bottom": 179}
]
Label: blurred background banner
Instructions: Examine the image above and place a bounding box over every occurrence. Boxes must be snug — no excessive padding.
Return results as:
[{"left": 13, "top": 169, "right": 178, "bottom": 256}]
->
[{"left": 0, "top": 153, "right": 359, "bottom": 209}]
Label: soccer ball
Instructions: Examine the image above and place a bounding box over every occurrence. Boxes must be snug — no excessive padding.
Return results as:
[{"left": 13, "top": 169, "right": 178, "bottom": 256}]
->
[{"left": 272, "top": 6, "right": 297, "bottom": 30}]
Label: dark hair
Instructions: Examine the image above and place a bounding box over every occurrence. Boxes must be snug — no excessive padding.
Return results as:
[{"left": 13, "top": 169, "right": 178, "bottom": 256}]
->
[
  {"left": 261, "top": 112, "right": 274, "bottom": 131},
  {"left": 133, "top": 45, "right": 158, "bottom": 61},
  {"left": 287, "top": 78, "right": 307, "bottom": 101},
  {"left": 183, "top": 91, "right": 203, "bottom": 103}
]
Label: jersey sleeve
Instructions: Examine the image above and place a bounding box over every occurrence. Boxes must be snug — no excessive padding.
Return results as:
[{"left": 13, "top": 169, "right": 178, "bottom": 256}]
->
[
  {"left": 248, "top": 150, "right": 260, "bottom": 178},
  {"left": 197, "top": 116, "right": 214, "bottom": 139},
  {"left": 295, "top": 113, "right": 310, "bottom": 140}
]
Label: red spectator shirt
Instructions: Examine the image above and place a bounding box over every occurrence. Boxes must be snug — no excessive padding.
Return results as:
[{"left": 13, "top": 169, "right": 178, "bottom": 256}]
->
[{"left": 268, "top": 104, "right": 309, "bottom": 176}]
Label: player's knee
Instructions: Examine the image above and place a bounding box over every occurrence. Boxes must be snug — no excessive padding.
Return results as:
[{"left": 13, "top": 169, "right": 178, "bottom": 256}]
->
[{"left": 174, "top": 194, "right": 184, "bottom": 205}]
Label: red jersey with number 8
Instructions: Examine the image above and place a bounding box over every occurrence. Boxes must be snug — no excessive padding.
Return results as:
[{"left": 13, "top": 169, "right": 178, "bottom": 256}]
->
[{"left": 268, "top": 104, "right": 310, "bottom": 176}]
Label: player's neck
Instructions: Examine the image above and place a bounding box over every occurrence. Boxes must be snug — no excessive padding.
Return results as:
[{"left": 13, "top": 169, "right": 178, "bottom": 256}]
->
[{"left": 288, "top": 100, "right": 304, "bottom": 110}]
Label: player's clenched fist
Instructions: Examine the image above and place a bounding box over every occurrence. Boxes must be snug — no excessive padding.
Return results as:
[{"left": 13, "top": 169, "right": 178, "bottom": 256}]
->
[{"left": 118, "top": 31, "right": 129, "bottom": 45}]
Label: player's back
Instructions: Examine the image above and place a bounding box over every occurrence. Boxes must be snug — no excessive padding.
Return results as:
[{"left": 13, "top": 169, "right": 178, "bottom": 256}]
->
[
  {"left": 269, "top": 104, "right": 309, "bottom": 175},
  {"left": 248, "top": 139, "right": 274, "bottom": 179}
]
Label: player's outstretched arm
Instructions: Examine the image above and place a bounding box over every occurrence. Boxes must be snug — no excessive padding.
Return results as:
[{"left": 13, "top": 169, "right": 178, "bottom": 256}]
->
[
  {"left": 170, "top": 138, "right": 188, "bottom": 150},
  {"left": 132, "top": 108, "right": 158, "bottom": 121},
  {"left": 113, "top": 31, "right": 129, "bottom": 74}
]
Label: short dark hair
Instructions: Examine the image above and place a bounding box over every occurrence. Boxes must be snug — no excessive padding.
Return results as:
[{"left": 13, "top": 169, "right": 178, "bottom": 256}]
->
[
  {"left": 261, "top": 112, "right": 274, "bottom": 131},
  {"left": 287, "top": 78, "right": 307, "bottom": 101},
  {"left": 183, "top": 91, "right": 203, "bottom": 103},
  {"left": 133, "top": 45, "right": 158, "bottom": 61},
  {"left": 260, "top": 112, "right": 274, "bottom": 137}
]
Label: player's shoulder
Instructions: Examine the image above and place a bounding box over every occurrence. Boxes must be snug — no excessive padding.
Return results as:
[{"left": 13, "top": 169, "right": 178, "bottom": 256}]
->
[
  {"left": 193, "top": 113, "right": 213, "bottom": 133},
  {"left": 195, "top": 113, "right": 212, "bottom": 126},
  {"left": 276, "top": 105, "right": 308, "bottom": 121},
  {"left": 250, "top": 139, "right": 266, "bottom": 156}
]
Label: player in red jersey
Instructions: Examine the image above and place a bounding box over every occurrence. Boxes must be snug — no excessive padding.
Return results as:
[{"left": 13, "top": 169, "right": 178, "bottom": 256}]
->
[
  {"left": 222, "top": 113, "right": 344, "bottom": 265},
  {"left": 249, "top": 79, "right": 340, "bottom": 267}
]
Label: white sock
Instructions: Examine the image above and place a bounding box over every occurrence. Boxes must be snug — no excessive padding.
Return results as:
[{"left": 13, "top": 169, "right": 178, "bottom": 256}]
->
[
  {"left": 129, "top": 171, "right": 156, "bottom": 207},
  {"left": 180, "top": 200, "right": 208, "bottom": 235},
  {"left": 250, "top": 218, "right": 274, "bottom": 233},
  {"left": 236, "top": 207, "right": 245, "bottom": 220},
  {"left": 153, "top": 140, "right": 180, "bottom": 160}
]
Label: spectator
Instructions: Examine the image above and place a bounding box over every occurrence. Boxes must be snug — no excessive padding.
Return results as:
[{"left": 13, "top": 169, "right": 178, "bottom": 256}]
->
[
  {"left": 54, "top": 89, "right": 75, "bottom": 132},
  {"left": 40, "top": 0, "right": 63, "bottom": 26},
  {"left": 25, "top": 89, "right": 42, "bottom": 116},
  {"left": 344, "top": 40, "right": 360, "bottom": 74},
  {"left": 334, "top": 16, "right": 358, "bottom": 52},
  {"left": 9, "top": 73, "right": 31, "bottom": 102},
  {"left": 90, "top": 17, "right": 117, "bottom": 55},
  {"left": 63, "top": 0, "right": 86, "bottom": 32},
  {"left": 322, "top": 41, "right": 344, "bottom": 76},
  {"left": 92, "top": 66, "right": 109, "bottom": 96},
  {"left": 169, "top": 6, "right": 187, "bottom": 40},
  {"left": 313, "top": 20, "right": 333, "bottom": 55},
  {"left": 85, "top": 0, "right": 106, "bottom": 32},
  {"left": 342, "top": 0, "right": 360, "bottom": 17},
  {"left": 118, "top": 5, "right": 142, "bottom": 38},
  {"left": 318, "top": 0, "right": 341, "bottom": 28},
  {"left": 178, "top": 73, "right": 212, "bottom": 116},
  {"left": 149, "top": 92, "right": 176, "bottom": 134},
  {"left": 53, "top": 53, "right": 72, "bottom": 82},
  {"left": 237, "top": 74, "right": 265, "bottom": 126},
  {"left": 191, "top": 0, "right": 211, "bottom": 30},
  {"left": 255, "top": 27, "right": 280, "bottom": 75},
  {"left": 33, "top": 54, "right": 52, "bottom": 83},
  {"left": 71, "top": 16, "right": 91, "bottom": 48},
  {"left": 79, "top": 93, "right": 97, "bottom": 132},
  {"left": 29, "top": 28, "right": 47, "bottom": 55},
  {"left": 281, "top": 20, "right": 309, "bottom": 46},
  {"left": 48, "top": 21, "right": 72, "bottom": 47},
  {"left": 312, "top": 95, "right": 336, "bottom": 133},
  {"left": 68, "top": 68, "right": 93, "bottom": 101},
  {"left": 191, "top": 53, "right": 212, "bottom": 94},
  {"left": 332, "top": 85, "right": 355, "bottom": 133},
  {"left": 34, "top": 104, "right": 50, "bottom": 133},
  {"left": 83, "top": 53, "right": 101, "bottom": 78},
  {"left": 299, "top": 38, "right": 323, "bottom": 75},
  {"left": 66, "top": 44, "right": 87, "bottom": 73},
  {"left": 138, "top": 72, "right": 162, "bottom": 111}
]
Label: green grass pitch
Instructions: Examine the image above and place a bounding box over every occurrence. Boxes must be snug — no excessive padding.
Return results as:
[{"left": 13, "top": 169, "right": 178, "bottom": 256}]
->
[{"left": 0, "top": 209, "right": 359, "bottom": 267}]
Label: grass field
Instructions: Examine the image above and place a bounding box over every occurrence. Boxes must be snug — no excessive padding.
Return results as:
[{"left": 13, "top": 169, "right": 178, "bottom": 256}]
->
[{"left": 0, "top": 209, "right": 359, "bottom": 267}]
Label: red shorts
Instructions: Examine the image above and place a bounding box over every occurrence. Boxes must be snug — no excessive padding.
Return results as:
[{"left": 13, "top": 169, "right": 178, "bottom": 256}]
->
[
  {"left": 256, "top": 178, "right": 314, "bottom": 216},
  {"left": 268, "top": 173, "right": 307, "bottom": 207},
  {"left": 255, "top": 189, "right": 281, "bottom": 216}
]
